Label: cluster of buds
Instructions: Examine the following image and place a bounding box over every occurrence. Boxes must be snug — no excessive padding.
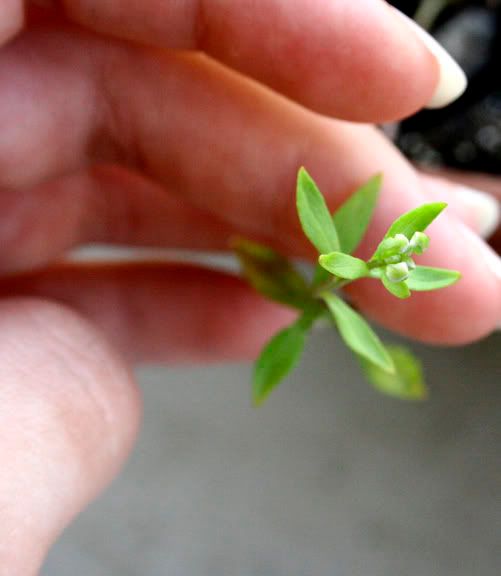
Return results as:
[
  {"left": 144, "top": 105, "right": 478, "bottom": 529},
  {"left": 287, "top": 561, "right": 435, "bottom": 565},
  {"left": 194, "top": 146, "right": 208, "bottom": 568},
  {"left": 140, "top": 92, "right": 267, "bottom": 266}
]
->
[{"left": 373, "top": 232, "right": 430, "bottom": 284}]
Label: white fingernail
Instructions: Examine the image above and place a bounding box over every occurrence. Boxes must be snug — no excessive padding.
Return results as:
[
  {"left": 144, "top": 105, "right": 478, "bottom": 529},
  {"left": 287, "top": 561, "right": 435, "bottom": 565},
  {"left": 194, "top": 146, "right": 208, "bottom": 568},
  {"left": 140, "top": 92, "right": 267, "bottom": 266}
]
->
[
  {"left": 457, "top": 220, "right": 501, "bottom": 282},
  {"left": 455, "top": 186, "right": 500, "bottom": 239},
  {"left": 392, "top": 9, "right": 468, "bottom": 109}
]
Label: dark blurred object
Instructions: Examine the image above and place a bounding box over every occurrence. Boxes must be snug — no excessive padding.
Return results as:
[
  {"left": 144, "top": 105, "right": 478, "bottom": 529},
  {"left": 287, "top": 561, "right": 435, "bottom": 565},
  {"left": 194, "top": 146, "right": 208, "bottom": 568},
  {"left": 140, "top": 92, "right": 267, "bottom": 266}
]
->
[
  {"left": 390, "top": 0, "right": 421, "bottom": 17},
  {"left": 390, "top": 1, "right": 501, "bottom": 176}
]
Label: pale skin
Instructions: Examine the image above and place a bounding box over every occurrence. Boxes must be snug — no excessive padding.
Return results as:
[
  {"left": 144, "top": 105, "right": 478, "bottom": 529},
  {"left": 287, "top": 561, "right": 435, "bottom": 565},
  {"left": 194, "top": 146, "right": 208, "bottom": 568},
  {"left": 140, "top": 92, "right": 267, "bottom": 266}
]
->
[{"left": 0, "top": 2, "right": 500, "bottom": 573}]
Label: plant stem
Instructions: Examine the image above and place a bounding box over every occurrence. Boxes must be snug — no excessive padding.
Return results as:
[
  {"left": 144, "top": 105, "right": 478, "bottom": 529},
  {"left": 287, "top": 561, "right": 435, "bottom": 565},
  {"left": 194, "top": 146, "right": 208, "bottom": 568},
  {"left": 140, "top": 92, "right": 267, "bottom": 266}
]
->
[
  {"left": 297, "top": 303, "right": 327, "bottom": 330},
  {"left": 312, "top": 276, "right": 352, "bottom": 298},
  {"left": 413, "top": 0, "right": 460, "bottom": 29}
]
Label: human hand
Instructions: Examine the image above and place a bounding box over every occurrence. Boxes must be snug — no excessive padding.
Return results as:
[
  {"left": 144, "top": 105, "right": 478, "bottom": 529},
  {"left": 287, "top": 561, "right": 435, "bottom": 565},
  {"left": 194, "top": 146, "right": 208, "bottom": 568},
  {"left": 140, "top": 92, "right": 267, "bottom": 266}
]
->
[{"left": 0, "top": 2, "right": 499, "bottom": 573}]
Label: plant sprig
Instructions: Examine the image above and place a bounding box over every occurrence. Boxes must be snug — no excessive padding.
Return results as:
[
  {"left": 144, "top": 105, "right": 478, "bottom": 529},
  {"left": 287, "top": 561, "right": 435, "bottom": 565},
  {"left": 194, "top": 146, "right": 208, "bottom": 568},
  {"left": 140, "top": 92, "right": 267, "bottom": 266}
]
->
[{"left": 233, "top": 168, "right": 461, "bottom": 405}]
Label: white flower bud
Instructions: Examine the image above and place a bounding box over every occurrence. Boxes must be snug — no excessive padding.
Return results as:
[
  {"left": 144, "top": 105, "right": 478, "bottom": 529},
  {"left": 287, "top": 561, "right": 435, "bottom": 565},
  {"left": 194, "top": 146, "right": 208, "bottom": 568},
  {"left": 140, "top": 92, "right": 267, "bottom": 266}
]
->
[
  {"left": 405, "top": 257, "right": 416, "bottom": 270},
  {"left": 394, "top": 234, "right": 410, "bottom": 253},
  {"left": 378, "top": 234, "right": 410, "bottom": 260},
  {"left": 385, "top": 262, "right": 410, "bottom": 283},
  {"left": 409, "top": 232, "right": 430, "bottom": 255}
]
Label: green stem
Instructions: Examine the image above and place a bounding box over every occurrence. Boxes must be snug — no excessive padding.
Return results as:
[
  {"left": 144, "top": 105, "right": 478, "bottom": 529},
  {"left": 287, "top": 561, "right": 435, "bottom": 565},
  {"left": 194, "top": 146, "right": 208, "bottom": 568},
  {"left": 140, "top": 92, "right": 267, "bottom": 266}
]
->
[
  {"left": 312, "top": 275, "right": 354, "bottom": 299},
  {"left": 367, "top": 259, "right": 385, "bottom": 270},
  {"left": 413, "top": 0, "right": 459, "bottom": 30},
  {"left": 297, "top": 302, "right": 327, "bottom": 330},
  {"left": 313, "top": 276, "right": 342, "bottom": 296}
]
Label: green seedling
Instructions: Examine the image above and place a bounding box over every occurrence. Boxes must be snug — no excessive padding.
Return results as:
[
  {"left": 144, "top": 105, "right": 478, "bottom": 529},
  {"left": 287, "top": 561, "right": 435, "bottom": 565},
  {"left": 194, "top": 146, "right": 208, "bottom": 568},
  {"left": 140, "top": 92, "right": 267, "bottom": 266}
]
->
[{"left": 233, "top": 168, "right": 461, "bottom": 406}]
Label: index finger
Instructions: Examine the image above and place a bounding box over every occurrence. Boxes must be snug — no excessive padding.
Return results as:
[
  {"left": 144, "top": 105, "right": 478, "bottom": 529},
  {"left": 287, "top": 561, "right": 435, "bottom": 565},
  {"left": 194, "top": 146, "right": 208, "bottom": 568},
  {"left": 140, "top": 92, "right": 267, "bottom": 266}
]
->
[{"left": 17, "top": 0, "right": 458, "bottom": 122}]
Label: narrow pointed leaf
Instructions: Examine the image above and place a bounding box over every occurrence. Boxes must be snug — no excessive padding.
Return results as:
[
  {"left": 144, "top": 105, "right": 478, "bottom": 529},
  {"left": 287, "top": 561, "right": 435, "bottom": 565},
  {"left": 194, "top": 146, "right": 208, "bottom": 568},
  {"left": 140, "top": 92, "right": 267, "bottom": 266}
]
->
[
  {"left": 406, "top": 266, "right": 461, "bottom": 291},
  {"left": 319, "top": 252, "right": 369, "bottom": 280},
  {"left": 332, "top": 174, "right": 381, "bottom": 254},
  {"left": 253, "top": 320, "right": 307, "bottom": 406},
  {"left": 296, "top": 168, "right": 340, "bottom": 254},
  {"left": 360, "top": 346, "right": 427, "bottom": 400},
  {"left": 383, "top": 202, "right": 447, "bottom": 241},
  {"left": 321, "top": 293, "right": 394, "bottom": 373},
  {"left": 381, "top": 275, "right": 411, "bottom": 299},
  {"left": 232, "top": 237, "right": 311, "bottom": 309}
]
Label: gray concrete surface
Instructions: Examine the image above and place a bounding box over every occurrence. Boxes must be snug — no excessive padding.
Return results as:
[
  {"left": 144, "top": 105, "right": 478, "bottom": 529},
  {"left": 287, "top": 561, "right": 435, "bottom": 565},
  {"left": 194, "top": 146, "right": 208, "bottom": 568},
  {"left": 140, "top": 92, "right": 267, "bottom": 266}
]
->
[{"left": 42, "top": 330, "right": 500, "bottom": 576}]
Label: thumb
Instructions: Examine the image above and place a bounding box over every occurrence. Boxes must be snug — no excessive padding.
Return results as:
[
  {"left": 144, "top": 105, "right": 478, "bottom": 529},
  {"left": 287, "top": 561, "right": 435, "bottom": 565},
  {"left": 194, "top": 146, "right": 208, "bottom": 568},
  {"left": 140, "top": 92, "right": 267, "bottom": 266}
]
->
[{"left": 0, "top": 298, "right": 141, "bottom": 576}]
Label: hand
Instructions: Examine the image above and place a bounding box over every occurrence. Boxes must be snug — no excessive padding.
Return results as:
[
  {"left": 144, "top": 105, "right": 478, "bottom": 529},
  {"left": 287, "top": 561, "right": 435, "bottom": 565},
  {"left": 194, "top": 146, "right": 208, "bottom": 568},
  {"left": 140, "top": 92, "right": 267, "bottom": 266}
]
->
[{"left": 0, "top": 2, "right": 499, "bottom": 573}]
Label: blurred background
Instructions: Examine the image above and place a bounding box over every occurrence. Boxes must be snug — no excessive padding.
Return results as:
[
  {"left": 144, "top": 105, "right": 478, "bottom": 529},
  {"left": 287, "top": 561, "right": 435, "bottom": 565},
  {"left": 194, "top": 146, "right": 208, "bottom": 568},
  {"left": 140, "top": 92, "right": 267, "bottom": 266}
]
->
[
  {"left": 42, "top": 332, "right": 500, "bottom": 576},
  {"left": 393, "top": 0, "right": 501, "bottom": 174},
  {"left": 42, "top": 2, "right": 500, "bottom": 575}
]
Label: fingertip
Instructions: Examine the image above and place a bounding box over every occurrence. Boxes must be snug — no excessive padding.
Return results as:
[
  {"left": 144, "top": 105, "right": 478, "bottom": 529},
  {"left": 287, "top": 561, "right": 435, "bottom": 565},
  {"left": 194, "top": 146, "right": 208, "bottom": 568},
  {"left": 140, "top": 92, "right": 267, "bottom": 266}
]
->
[
  {"left": 390, "top": 8, "right": 467, "bottom": 110},
  {"left": 308, "top": 0, "right": 442, "bottom": 122},
  {"left": 364, "top": 4, "right": 441, "bottom": 121}
]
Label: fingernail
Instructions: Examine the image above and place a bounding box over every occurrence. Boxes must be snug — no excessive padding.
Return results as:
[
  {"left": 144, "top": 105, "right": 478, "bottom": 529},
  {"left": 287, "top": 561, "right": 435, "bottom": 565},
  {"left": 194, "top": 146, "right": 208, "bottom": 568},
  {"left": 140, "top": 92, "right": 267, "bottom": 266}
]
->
[
  {"left": 457, "top": 220, "right": 501, "bottom": 282},
  {"left": 392, "top": 9, "right": 468, "bottom": 109},
  {"left": 455, "top": 186, "right": 500, "bottom": 239}
]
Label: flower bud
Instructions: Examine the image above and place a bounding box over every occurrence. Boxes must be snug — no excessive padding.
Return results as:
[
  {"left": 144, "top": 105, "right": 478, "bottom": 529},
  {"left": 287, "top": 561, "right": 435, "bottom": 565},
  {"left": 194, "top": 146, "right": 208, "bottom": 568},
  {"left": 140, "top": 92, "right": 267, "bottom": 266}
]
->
[
  {"left": 378, "top": 234, "right": 409, "bottom": 259},
  {"left": 409, "top": 232, "right": 430, "bottom": 255},
  {"left": 385, "top": 262, "right": 410, "bottom": 283},
  {"left": 393, "top": 234, "right": 411, "bottom": 253},
  {"left": 405, "top": 257, "right": 416, "bottom": 270}
]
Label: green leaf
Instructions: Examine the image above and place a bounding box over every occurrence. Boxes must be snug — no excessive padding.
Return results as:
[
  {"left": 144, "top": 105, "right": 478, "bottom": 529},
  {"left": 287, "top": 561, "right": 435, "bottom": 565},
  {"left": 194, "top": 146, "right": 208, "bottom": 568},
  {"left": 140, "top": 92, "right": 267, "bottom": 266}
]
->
[
  {"left": 332, "top": 174, "right": 381, "bottom": 254},
  {"left": 296, "top": 168, "right": 340, "bottom": 254},
  {"left": 321, "top": 293, "right": 394, "bottom": 373},
  {"left": 406, "top": 266, "right": 461, "bottom": 291},
  {"left": 319, "top": 252, "right": 369, "bottom": 280},
  {"left": 383, "top": 202, "right": 447, "bottom": 242},
  {"left": 360, "top": 346, "right": 427, "bottom": 400},
  {"left": 253, "top": 319, "right": 307, "bottom": 406},
  {"left": 232, "top": 237, "right": 311, "bottom": 309},
  {"left": 381, "top": 275, "right": 411, "bottom": 299}
]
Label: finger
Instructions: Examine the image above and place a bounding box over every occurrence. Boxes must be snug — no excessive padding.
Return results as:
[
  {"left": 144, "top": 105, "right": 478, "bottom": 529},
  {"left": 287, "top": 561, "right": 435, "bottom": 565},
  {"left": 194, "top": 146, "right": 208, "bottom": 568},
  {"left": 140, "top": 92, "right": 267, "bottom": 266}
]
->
[
  {"left": 0, "top": 165, "right": 241, "bottom": 273},
  {"left": 0, "top": 23, "right": 481, "bottom": 242},
  {"left": 27, "top": 0, "right": 444, "bottom": 121},
  {"left": 1, "top": 162, "right": 498, "bottom": 277},
  {"left": 0, "top": 264, "right": 297, "bottom": 363},
  {"left": 0, "top": 25, "right": 499, "bottom": 341},
  {"left": 0, "top": 298, "right": 140, "bottom": 575},
  {"left": 0, "top": 24, "right": 440, "bottom": 220}
]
